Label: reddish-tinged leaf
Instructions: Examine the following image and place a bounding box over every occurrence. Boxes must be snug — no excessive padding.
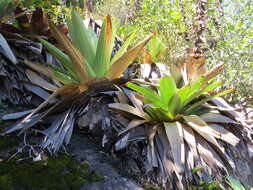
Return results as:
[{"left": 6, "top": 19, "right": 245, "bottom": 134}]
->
[
  {"left": 107, "top": 35, "right": 152, "bottom": 79},
  {"left": 49, "top": 22, "right": 88, "bottom": 82}
]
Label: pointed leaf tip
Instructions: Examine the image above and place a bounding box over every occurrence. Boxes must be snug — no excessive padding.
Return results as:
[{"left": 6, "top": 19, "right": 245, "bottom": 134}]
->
[{"left": 107, "top": 35, "right": 153, "bottom": 79}]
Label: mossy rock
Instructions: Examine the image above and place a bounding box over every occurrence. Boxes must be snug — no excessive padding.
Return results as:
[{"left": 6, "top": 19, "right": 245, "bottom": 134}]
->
[{"left": 0, "top": 154, "right": 103, "bottom": 190}]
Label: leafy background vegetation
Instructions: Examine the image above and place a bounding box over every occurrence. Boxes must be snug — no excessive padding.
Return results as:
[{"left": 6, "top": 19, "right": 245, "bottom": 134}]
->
[
  {"left": 18, "top": 0, "right": 253, "bottom": 104},
  {"left": 93, "top": 0, "right": 253, "bottom": 103}
]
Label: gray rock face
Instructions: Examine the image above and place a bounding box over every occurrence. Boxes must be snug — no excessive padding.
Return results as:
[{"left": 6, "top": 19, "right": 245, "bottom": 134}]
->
[{"left": 68, "top": 134, "right": 144, "bottom": 190}]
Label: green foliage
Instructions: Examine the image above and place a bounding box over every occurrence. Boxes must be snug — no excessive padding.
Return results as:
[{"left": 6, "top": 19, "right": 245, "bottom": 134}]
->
[
  {"left": 94, "top": 0, "right": 134, "bottom": 23},
  {"left": 127, "top": 75, "right": 234, "bottom": 121},
  {"left": 20, "top": 0, "right": 73, "bottom": 23},
  {"left": 0, "top": 0, "right": 18, "bottom": 19},
  {"left": 188, "top": 180, "right": 224, "bottom": 190},
  {"left": 207, "top": 0, "right": 253, "bottom": 102},
  {"left": 225, "top": 176, "right": 246, "bottom": 190},
  {"left": 95, "top": 0, "right": 253, "bottom": 102},
  {"left": 110, "top": 63, "right": 240, "bottom": 188},
  {"left": 0, "top": 154, "right": 102, "bottom": 190},
  {"left": 142, "top": 31, "right": 167, "bottom": 64},
  {"left": 35, "top": 9, "right": 150, "bottom": 85},
  {"left": 188, "top": 169, "right": 248, "bottom": 190}
]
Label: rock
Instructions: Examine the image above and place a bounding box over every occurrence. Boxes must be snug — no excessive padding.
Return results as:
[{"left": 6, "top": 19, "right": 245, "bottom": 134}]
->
[{"left": 68, "top": 133, "right": 144, "bottom": 190}]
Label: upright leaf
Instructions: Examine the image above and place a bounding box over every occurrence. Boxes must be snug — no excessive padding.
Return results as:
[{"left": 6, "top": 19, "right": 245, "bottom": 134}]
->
[
  {"left": 93, "top": 16, "right": 116, "bottom": 77},
  {"left": 159, "top": 76, "right": 177, "bottom": 106},
  {"left": 49, "top": 22, "right": 89, "bottom": 82},
  {"left": 69, "top": 9, "right": 96, "bottom": 65},
  {"left": 111, "top": 31, "right": 136, "bottom": 64},
  {"left": 107, "top": 35, "right": 152, "bottom": 79}
]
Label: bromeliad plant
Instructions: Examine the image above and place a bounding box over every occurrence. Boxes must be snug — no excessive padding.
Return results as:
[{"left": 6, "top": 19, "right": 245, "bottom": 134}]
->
[
  {"left": 2, "top": 9, "right": 151, "bottom": 153},
  {"left": 25, "top": 9, "right": 150, "bottom": 87},
  {"left": 109, "top": 63, "right": 243, "bottom": 188}
]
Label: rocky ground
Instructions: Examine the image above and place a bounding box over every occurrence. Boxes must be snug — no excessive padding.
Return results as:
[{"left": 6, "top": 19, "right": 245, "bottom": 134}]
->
[{"left": 0, "top": 102, "right": 149, "bottom": 190}]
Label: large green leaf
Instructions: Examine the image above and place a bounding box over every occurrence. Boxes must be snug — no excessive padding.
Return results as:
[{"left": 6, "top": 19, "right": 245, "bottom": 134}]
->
[
  {"left": 49, "top": 22, "right": 89, "bottom": 82},
  {"left": 166, "top": 94, "right": 181, "bottom": 119},
  {"left": 93, "top": 16, "right": 116, "bottom": 77},
  {"left": 127, "top": 82, "right": 163, "bottom": 108},
  {"left": 185, "top": 88, "right": 236, "bottom": 114},
  {"left": 177, "top": 77, "right": 205, "bottom": 107},
  {"left": 69, "top": 9, "right": 96, "bottom": 65},
  {"left": 107, "top": 35, "right": 152, "bottom": 79},
  {"left": 183, "top": 80, "right": 224, "bottom": 108},
  {"left": 159, "top": 76, "right": 177, "bottom": 107},
  {"left": 225, "top": 176, "right": 245, "bottom": 190}
]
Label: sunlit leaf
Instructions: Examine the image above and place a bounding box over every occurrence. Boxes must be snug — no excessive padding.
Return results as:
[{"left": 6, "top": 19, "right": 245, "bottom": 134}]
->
[
  {"left": 225, "top": 176, "right": 245, "bottom": 190},
  {"left": 159, "top": 76, "right": 177, "bottom": 106},
  {"left": 93, "top": 15, "right": 116, "bottom": 77},
  {"left": 111, "top": 31, "right": 136, "bottom": 64},
  {"left": 185, "top": 88, "right": 236, "bottom": 114},
  {"left": 107, "top": 35, "right": 152, "bottom": 79},
  {"left": 203, "top": 63, "right": 225, "bottom": 82},
  {"left": 68, "top": 9, "right": 96, "bottom": 65},
  {"left": 39, "top": 38, "right": 75, "bottom": 77},
  {"left": 164, "top": 121, "right": 185, "bottom": 173},
  {"left": 127, "top": 82, "right": 163, "bottom": 108},
  {"left": 49, "top": 22, "right": 89, "bottom": 82},
  {"left": 208, "top": 124, "right": 240, "bottom": 146}
]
